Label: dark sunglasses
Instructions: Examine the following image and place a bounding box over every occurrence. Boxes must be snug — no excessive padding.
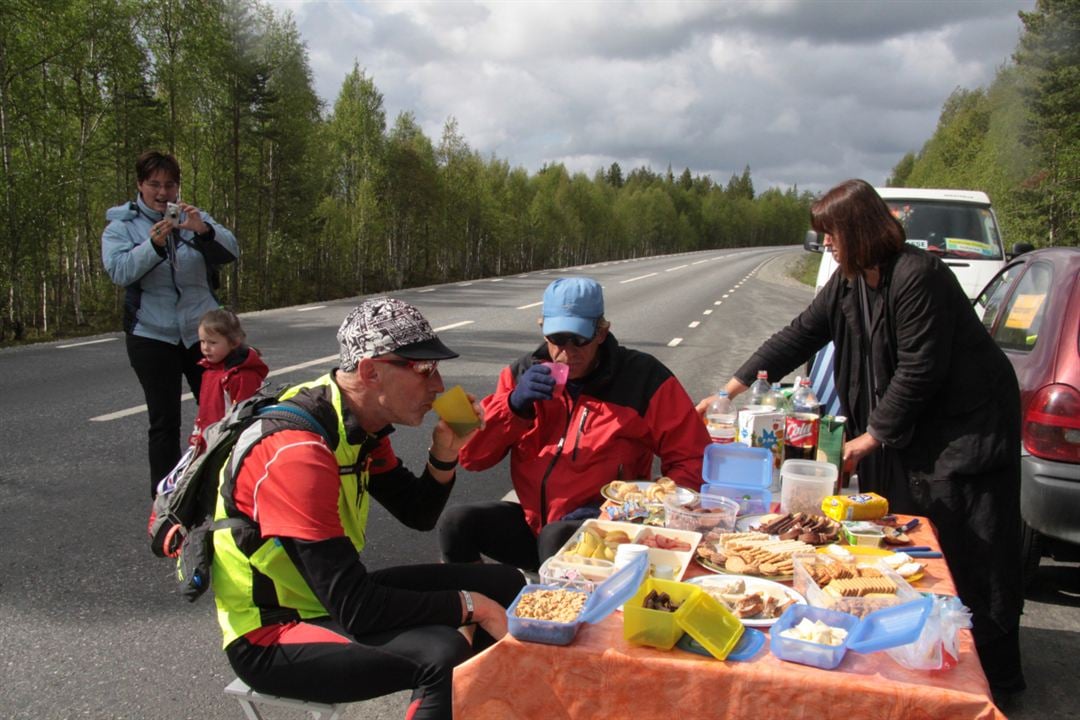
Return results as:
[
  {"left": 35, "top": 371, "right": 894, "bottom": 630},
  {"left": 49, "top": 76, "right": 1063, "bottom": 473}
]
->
[
  {"left": 545, "top": 332, "right": 596, "bottom": 348},
  {"left": 373, "top": 357, "right": 440, "bottom": 377}
]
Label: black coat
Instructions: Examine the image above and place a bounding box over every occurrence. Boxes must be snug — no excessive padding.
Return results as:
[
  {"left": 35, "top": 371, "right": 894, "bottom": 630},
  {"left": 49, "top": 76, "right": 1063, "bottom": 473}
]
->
[{"left": 737, "top": 245, "right": 1022, "bottom": 643}]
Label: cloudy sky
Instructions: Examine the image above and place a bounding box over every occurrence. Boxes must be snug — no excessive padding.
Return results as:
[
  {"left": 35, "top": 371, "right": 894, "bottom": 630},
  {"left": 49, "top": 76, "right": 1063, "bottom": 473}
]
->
[{"left": 267, "top": 0, "right": 1033, "bottom": 193}]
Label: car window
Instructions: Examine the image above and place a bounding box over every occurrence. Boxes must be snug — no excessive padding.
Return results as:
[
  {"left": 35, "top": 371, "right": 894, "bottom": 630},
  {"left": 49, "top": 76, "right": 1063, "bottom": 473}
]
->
[
  {"left": 976, "top": 264, "right": 1022, "bottom": 331},
  {"left": 886, "top": 201, "right": 1003, "bottom": 260},
  {"left": 993, "top": 261, "right": 1052, "bottom": 352}
]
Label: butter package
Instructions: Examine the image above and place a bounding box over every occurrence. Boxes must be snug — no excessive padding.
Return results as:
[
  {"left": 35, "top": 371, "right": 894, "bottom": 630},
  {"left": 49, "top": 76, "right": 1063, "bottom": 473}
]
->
[{"left": 822, "top": 492, "right": 889, "bottom": 522}]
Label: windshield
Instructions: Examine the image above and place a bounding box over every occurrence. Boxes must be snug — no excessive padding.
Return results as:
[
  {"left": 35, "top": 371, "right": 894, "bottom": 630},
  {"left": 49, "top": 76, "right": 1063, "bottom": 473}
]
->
[{"left": 886, "top": 201, "right": 1003, "bottom": 261}]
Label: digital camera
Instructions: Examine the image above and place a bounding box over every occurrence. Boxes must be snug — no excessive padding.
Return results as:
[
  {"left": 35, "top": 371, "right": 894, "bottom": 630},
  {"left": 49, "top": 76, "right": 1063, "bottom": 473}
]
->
[{"left": 165, "top": 202, "right": 181, "bottom": 226}]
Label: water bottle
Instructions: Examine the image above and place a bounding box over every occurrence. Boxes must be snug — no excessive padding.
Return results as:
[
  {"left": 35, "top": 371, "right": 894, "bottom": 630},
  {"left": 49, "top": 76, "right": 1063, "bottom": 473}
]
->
[
  {"left": 706, "top": 390, "right": 737, "bottom": 444},
  {"left": 748, "top": 370, "right": 771, "bottom": 406},
  {"left": 762, "top": 382, "right": 785, "bottom": 410},
  {"left": 784, "top": 378, "right": 821, "bottom": 461}
]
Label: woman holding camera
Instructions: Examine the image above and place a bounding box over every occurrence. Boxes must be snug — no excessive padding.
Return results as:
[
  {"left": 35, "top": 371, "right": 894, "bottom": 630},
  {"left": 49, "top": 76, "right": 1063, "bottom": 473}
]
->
[{"left": 101, "top": 150, "right": 239, "bottom": 498}]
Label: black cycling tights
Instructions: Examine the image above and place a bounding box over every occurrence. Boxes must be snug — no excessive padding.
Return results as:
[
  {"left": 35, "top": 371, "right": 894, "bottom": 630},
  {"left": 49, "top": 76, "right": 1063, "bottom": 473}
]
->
[{"left": 226, "top": 563, "right": 524, "bottom": 720}]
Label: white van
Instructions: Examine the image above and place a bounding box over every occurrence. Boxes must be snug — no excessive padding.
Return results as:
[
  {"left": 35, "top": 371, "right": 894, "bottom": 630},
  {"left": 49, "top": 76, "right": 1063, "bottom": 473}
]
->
[{"left": 805, "top": 187, "right": 1012, "bottom": 300}]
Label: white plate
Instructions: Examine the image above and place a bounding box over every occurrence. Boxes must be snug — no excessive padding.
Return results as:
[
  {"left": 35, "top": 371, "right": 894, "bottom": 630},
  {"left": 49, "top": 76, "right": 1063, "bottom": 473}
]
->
[
  {"left": 734, "top": 513, "right": 767, "bottom": 533},
  {"left": 686, "top": 574, "right": 806, "bottom": 627},
  {"left": 601, "top": 480, "right": 695, "bottom": 506}
]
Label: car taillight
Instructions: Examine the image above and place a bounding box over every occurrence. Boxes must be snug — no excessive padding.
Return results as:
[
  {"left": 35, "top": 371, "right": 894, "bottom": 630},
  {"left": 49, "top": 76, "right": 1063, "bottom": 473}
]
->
[{"left": 1023, "top": 384, "right": 1080, "bottom": 464}]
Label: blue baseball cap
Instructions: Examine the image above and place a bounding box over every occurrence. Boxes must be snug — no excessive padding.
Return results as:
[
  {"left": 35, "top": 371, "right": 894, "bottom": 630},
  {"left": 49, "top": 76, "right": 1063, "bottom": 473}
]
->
[{"left": 542, "top": 277, "right": 604, "bottom": 338}]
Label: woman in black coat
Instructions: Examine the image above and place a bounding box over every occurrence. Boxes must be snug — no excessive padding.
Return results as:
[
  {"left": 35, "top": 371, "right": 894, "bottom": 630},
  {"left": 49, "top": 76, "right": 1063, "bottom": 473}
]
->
[{"left": 701, "top": 179, "right": 1024, "bottom": 697}]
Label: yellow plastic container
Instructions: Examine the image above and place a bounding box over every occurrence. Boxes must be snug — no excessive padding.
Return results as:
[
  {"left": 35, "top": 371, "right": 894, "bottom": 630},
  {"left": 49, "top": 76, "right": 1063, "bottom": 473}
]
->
[
  {"left": 622, "top": 578, "right": 744, "bottom": 658},
  {"left": 676, "top": 589, "right": 745, "bottom": 660},
  {"left": 822, "top": 492, "right": 889, "bottom": 522},
  {"left": 623, "top": 578, "right": 698, "bottom": 649}
]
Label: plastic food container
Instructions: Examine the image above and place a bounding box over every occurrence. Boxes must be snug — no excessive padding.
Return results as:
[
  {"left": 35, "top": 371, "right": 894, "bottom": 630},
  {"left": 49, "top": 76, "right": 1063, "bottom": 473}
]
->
[
  {"left": 623, "top": 577, "right": 744, "bottom": 658},
  {"left": 769, "top": 597, "right": 932, "bottom": 670},
  {"left": 793, "top": 554, "right": 920, "bottom": 618},
  {"left": 663, "top": 494, "right": 739, "bottom": 535},
  {"left": 841, "top": 521, "right": 885, "bottom": 548},
  {"left": 701, "top": 444, "right": 773, "bottom": 515},
  {"left": 508, "top": 553, "right": 648, "bottom": 645},
  {"left": 553, "top": 520, "right": 703, "bottom": 583},
  {"left": 779, "top": 460, "right": 838, "bottom": 516}
]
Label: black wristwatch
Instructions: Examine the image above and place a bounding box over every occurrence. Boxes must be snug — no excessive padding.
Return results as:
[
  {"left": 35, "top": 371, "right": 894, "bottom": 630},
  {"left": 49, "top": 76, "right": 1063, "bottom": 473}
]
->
[{"left": 428, "top": 452, "right": 458, "bottom": 472}]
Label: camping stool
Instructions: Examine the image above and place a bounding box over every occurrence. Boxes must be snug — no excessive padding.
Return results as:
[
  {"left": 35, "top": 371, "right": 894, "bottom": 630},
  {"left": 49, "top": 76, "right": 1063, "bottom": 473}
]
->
[{"left": 225, "top": 677, "right": 347, "bottom": 720}]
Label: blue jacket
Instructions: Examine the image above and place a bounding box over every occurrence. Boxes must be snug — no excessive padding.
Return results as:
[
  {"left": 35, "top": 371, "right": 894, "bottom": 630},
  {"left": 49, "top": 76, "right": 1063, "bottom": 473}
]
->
[{"left": 101, "top": 195, "right": 238, "bottom": 347}]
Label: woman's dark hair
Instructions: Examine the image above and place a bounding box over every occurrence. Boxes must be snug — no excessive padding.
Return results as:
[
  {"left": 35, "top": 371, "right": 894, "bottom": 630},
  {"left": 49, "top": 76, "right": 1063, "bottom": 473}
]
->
[
  {"left": 135, "top": 150, "right": 181, "bottom": 184},
  {"left": 199, "top": 308, "right": 245, "bottom": 345},
  {"left": 811, "top": 179, "right": 905, "bottom": 277}
]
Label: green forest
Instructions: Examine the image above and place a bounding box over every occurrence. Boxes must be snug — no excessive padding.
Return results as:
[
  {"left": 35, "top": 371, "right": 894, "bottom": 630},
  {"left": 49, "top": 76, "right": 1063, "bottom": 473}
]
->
[
  {"left": 888, "top": 0, "right": 1078, "bottom": 252},
  {"left": 0, "top": 0, "right": 1075, "bottom": 345}
]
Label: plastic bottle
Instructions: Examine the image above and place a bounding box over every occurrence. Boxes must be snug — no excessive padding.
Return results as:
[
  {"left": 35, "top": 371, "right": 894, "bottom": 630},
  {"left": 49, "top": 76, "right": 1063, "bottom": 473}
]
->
[
  {"left": 784, "top": 378, "right": 821, "bottom": 461},
  {"left": 748, "top": 370, "right": 771, "bottom": 406},
  {"left": 762, "top": 382, "right": 785, "bottom": 410},
  {"left": 705, "top": 390, "right": 737, "bottom": 444}
]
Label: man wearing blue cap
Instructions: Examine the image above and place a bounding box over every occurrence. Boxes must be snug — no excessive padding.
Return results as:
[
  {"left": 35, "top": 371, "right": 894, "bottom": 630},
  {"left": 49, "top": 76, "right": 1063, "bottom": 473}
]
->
[{"left": 439, "top": 277, "right": 710, "bottom": 569}]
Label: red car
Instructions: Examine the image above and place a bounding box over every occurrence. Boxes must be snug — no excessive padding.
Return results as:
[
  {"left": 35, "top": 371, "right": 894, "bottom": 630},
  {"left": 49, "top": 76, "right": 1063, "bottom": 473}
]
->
[{"left": 975, "top": 247, "right": 1080, "bottom": 583}]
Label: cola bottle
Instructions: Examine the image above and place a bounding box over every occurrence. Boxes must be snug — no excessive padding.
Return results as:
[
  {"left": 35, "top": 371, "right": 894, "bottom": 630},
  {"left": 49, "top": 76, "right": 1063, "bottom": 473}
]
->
[
  {"left": 748, "top": 370, "right": 771, "bottom": 406},
  {"left": 705, "top": 390, "right": 736, "bottom": 444},
  {"left": 784, "top": 378, "right": 821, "bottom": 461}
]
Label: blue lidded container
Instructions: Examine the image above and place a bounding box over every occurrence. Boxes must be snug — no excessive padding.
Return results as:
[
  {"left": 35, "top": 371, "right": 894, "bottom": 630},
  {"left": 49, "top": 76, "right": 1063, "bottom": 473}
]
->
[
  {"left": 769, "top": 597, "right": 933, "bottom": 670},
  {"left": 702, "top": 443, "right": 773, "bottom": 515},
  {"left": 507, "top": 552, "right": 648, "bottom": 646}
]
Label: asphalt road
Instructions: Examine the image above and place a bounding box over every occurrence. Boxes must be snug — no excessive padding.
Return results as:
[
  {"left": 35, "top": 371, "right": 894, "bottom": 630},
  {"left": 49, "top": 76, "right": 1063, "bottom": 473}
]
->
[{"left": 0, "top": 246, "right": 1075, "bottom": 719}]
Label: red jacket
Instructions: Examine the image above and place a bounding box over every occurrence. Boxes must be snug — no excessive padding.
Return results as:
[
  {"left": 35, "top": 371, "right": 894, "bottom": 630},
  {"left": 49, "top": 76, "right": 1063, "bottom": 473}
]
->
[
  {"left": 191, "top": 345, "right": 268, "bottom": 446},
  {"left": 460, "top": 335, "right": 709, "bottom": 535}
]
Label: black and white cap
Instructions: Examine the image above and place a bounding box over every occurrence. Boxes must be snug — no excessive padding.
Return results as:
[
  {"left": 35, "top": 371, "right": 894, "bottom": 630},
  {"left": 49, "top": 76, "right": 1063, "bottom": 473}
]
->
[{"left": 337, "top": 297, "right": 458, "bottom": 371}]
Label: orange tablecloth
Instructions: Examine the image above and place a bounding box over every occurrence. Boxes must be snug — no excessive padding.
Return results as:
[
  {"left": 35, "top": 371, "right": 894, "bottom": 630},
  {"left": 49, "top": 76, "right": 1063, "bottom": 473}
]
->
[{"left": 453, "top": 516, "right": 1005, "bottom": 720}]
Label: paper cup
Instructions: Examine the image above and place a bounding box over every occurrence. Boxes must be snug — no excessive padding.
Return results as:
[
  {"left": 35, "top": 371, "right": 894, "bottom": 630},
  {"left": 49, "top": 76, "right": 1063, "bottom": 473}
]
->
[
  {"left": 432, "top": 385, "right": 481, "bottom": 437},
  {"left": 541, "top": 361, "right": 569, "bottom": 393}
]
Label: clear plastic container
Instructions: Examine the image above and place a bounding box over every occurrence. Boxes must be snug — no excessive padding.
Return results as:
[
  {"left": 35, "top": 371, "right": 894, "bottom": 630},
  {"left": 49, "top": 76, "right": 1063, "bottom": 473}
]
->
[
  {"left": 779, "top": 460, "right": 837, "bottom": 516},
  {"left": 792, "top": 554, "right": 920, "bottom": 618},
  {"left": 663, "top": 494, "right": 739, "bottom": 535}
]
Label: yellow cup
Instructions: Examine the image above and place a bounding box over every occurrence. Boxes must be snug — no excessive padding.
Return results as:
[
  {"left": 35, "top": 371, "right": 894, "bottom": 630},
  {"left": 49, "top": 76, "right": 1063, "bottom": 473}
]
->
[{"left": 432, "top": 385, "right": 481, "bottom": 438}]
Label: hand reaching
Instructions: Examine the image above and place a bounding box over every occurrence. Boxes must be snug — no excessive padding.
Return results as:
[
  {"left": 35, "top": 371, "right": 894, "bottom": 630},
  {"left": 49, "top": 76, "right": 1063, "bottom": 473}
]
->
[{"left": 509, "top": 363, "right": 555, "bottom": 415}]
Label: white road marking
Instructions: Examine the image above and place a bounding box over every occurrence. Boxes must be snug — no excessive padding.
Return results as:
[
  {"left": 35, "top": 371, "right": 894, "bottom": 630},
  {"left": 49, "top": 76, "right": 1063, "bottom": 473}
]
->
[
  {"left": 58, "top": 338, "right": 117, "bottom": 349},
  {"left": 702, "top": 309, "right": 713, "bottom": 315},
  {"left": 665, "top": 264, "right": 688, "bottom": 272},
  {"left": 692, "top": 259, "right": 710, "bottom": 265},
  {"left": 490, "top": 278, "right": 503, "bottom": 282},
  {"left": 517, "top": 301, "right": 543, "bottom": 310},
  {"left": 688, "top": 321, "right": 700, "bottom": 329},
  {"left": 435, "top": 321, "right": 474, "bottom": 331},
  {"left": 417, "top": 288, "right": 436, "bottom": 293},
  {"left": 295, "top": 305, "right": 326, "bottom": 312},
  {"left": 667, "top": 338, "right": 683, "bottom": 347},
  {"left": 457, "top": 282, "right": 473, "bottom": 287},
  {"left": 714, "top": 300, "right": 723, "bottom": 305},
  {"left": 722, "top": 294, "right": 730, "bottom": 299},
  {"left": 620, "top": 272, "right": 658, "bottom": 284},
  {"left": 91, "top": 321, "right": 476, "bottom": 422}
]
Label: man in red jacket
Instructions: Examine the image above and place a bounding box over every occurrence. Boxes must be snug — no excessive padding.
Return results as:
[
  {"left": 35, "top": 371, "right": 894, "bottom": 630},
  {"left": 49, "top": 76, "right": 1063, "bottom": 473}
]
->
[{"left": 439, "top": 277, "right": 709, "bottom": 569}]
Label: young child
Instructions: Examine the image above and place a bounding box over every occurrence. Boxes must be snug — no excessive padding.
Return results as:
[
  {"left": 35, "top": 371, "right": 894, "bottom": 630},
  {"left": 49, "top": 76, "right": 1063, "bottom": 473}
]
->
[{"left": 190, "top": 308, "right": 268, "bottom": 449}]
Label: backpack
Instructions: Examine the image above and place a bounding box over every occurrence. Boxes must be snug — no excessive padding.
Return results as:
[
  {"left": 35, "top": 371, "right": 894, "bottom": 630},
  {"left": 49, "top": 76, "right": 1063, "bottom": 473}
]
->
[{"left": 148, "top": 390, "right": 332, "bottom": 601}]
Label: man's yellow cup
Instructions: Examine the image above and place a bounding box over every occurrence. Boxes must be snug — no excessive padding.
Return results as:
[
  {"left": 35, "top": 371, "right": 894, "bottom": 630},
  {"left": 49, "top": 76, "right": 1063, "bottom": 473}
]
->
[{"left": 432, "top": 385, "right": 481, "bottom": 438}]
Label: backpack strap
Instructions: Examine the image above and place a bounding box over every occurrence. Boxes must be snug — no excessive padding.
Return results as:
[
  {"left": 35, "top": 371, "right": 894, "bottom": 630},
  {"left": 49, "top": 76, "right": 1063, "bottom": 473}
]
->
[{"left": 255, "top": 403, "right": 332, "bottom": 444}]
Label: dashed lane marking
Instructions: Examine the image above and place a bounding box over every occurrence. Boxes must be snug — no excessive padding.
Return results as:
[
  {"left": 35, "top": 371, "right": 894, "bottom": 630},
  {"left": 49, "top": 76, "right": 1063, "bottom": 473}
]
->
[
  {"left": 517, "top": 301, "right": 543, "bottom": 310},
  {"left": 59, "top": 338, "right": 117, "bottom": 349},
  {"left": 620, "top": 272, "right": 658, "bottom": 284},
  {"left": 296, "top": 305, "right": 326, "bottom": 312},
  {"left": 667, "top": 338, "right": 683, "bottom": 347},
  {"left": 688, "top": 321, "right": 700, "bottom": 329}
]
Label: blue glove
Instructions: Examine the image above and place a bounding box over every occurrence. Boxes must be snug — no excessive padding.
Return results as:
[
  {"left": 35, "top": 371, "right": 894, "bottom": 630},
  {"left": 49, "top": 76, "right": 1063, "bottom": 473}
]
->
[{"left": 509, "top": 363, "right": 556, "bottom": 416}]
